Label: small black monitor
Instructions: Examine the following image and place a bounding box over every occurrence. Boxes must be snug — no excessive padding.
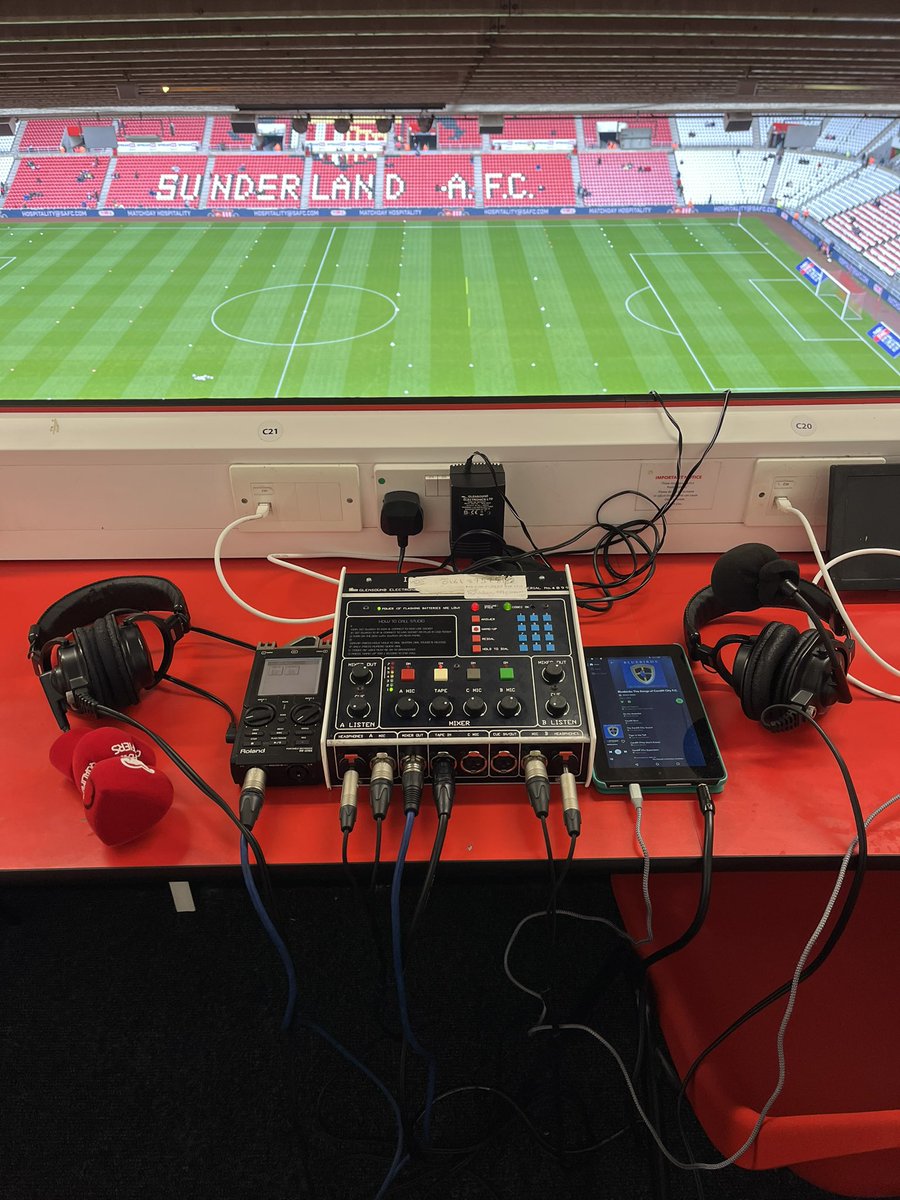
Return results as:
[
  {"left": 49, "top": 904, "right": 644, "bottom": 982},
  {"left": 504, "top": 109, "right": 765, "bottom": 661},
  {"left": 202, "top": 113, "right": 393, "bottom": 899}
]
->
[{"left": 826, "top": 463, "right": 900, "bottom": 590}]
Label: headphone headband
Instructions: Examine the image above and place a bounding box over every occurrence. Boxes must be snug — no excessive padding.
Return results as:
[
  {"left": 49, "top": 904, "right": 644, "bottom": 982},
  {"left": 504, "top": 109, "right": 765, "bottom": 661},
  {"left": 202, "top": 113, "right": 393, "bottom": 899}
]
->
[
  {"left": 684, "top": 578, "right": 845, "bottom": 666},
  {"left": 28, "top": 576, "right": 190, "bottom": 669}
]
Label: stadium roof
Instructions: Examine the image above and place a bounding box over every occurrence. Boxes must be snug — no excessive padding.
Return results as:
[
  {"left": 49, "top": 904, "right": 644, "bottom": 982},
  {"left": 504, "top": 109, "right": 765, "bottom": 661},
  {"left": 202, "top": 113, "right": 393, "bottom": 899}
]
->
[{"left": 4, "top": 0, "right": 900, "bottom": 116}]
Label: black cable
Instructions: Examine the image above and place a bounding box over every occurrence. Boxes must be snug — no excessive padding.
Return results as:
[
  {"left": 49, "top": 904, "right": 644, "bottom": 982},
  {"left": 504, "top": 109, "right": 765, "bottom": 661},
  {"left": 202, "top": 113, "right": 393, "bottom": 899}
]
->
[
  {"left": 396, "top": 544, "right": 406, "bottom": 574},
  {"left": 371, "top": 817, "right": 383, "bottom": 891},
  {"left": 640, "top": 790, "right": 715, "bottom": 973},
  {"left": 410, "top": 1083, "right": 632, "bottom": 1161},
  {"left": 676, "top": 705, "right": 867, "bottom": 1106},
  {"left": 405, "top": 811, "right": 450, "bottom": 955},
  {"left": 82, "top": 700, "right": 280, "bottom": 920},
  {"left": 160, "top": 672, "right": 238, "bottom": 727},
  {"left": 190, "top": 625, "right": 256, "bottom": 651}
]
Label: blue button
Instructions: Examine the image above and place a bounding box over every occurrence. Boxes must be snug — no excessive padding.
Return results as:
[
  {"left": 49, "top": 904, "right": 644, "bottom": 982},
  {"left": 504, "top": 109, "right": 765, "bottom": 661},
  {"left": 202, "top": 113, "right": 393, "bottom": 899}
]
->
[
  {"left": 543, "top": 615, "right": 553, "bottom": 624},
  {"left": 518, "top": 642, "right": 528, "bottom": 652},
  {"left": 546, "top": 643, "right": 555, "bottom": 652}
]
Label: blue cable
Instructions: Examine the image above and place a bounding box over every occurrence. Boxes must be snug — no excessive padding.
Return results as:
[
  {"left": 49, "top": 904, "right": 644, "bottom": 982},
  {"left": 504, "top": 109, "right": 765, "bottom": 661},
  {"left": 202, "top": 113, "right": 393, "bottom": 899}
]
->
[
  {"left": 390, "top": 810, "right": 438, "bottom": 1145},
  {"left": 239, "top": 834, "right": 407, "bottom": 1197},
  {"left": 240, "top": 834, "right": 297, "bottom": 1031}
]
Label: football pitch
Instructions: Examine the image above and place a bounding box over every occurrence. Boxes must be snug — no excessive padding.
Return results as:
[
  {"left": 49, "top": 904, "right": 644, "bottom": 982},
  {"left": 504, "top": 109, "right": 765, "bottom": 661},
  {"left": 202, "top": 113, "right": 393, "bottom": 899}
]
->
[{"left": 1, "top": 215, "right": 898, "bottom": 403}]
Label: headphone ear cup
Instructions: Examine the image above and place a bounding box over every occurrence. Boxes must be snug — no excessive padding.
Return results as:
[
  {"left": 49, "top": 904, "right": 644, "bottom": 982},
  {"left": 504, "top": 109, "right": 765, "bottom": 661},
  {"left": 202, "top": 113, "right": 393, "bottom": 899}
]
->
[
  {"left": 97, "top": 613, "right": 144, "bottom": 707},
  {"left": 738, "top": 622, "right": 800, "bottom": 722},
  {"left": 72, "top": 620, "right": 113, "bottom": 707}
]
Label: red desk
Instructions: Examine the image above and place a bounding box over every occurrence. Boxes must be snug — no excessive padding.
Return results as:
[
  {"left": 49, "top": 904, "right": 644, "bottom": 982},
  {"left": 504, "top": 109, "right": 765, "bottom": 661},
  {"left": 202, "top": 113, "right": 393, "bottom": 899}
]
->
[{"left": 5, "top": 554, "right": 900, "bottom": 875}]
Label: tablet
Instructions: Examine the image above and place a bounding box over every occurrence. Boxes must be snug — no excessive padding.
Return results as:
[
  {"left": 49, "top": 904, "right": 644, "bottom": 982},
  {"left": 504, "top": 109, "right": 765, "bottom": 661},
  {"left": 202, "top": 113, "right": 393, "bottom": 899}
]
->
[{"left": 583, "top": 644, "right": 726, "bottom": 794}]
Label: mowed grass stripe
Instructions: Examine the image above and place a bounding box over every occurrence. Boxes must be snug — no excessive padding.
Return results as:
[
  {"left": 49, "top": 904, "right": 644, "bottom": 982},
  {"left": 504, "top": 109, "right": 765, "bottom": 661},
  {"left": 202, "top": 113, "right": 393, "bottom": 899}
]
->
[
  {"left": 426, "top": 222, "right": 473, "bottom": 396},
  {"left": 649, "top": 239, "right": 816, "bottom": 391},
  {"left": 484, "top": 225, "right": 559, "bottom": 395},
  {"left": 2, "top": 224, "right": 185, "bottom": 398},
  {"left": 585, "top": 221, "right": 709, "bottom": 393},
  {"left": 461, "top": 225, "right": 520, "bottom": 396}
]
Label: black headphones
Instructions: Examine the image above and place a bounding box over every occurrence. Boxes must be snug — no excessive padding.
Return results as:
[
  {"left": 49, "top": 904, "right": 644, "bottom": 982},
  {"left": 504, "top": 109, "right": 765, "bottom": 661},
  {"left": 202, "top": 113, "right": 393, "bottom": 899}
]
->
[
  {"left": 28, "top": 577, "right": 191, "bottom": 731},
  {"left": 683, "top": 543, "right": 854, "bottom": 732}
]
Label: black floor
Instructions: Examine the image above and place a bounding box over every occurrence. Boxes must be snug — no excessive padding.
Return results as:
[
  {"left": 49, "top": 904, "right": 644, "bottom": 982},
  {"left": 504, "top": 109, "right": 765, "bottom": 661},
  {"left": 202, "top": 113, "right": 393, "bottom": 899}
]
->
[{"left": 0, "top": 865, "right": 871, "bottom": 1200}]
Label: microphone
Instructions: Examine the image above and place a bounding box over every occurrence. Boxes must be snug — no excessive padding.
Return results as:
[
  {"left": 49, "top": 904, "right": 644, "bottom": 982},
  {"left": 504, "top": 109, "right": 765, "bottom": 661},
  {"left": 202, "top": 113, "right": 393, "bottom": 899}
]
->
[
  {"left": 50, "top": 725, "right": 173, "bottom": 845},
  {"left": 711, "top": 543, "right": 799, "bottom": 609},
  {"left": 713, "top": 544, "right": 852, "bottom": 706}
]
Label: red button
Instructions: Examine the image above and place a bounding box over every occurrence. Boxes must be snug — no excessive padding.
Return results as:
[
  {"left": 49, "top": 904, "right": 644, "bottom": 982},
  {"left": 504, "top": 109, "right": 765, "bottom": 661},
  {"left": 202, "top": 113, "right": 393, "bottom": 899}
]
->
[
  {"left": 400, "top": 668, "right": 415, "bottom": 681},
  {"left": 471, "top": 603, "right": 480, "bottom": 612},
  {"left": 472, "top": 645, "right": 482, "bottom": 653}
]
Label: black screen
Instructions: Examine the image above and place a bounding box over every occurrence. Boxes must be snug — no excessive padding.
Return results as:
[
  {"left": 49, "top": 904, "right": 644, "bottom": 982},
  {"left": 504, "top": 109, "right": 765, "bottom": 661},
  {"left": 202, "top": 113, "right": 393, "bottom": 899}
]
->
[{"left": 585, "top": 645, "right": 725, "bottom": 789}]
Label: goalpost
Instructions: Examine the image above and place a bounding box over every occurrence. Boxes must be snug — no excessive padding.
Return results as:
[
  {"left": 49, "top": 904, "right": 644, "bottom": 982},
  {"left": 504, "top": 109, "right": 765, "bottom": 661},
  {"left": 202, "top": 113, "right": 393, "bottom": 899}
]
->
[{"left": 810, "top": 265, "right": 864, "bottom": 321}]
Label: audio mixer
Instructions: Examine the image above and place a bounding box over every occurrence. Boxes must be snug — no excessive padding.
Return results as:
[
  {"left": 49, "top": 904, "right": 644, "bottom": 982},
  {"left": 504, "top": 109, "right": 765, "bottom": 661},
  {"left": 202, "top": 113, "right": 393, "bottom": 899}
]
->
[{"left": 321, "top": 569, "right": 596, "bottom": 787}]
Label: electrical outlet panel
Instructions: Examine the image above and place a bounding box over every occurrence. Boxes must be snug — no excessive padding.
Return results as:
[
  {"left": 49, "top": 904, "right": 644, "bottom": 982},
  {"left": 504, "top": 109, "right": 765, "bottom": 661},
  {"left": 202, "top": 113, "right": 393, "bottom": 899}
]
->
[
  {"left": 229, "top": 464, "right": 362, "bottom": 531},
  {"left": 744, "top": 456, "right": 884, "bottom": 526}
]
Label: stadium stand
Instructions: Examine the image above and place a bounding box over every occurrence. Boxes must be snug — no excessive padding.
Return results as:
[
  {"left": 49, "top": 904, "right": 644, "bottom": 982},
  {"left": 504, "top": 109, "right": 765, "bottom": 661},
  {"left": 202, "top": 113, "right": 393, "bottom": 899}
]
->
[
  {"left": 105, "top": 155, "right": 207, "bottom": 208},
  {"left": 585, "top": 114, "right": 673, "bottom": 147},
  {"left": 432, "top": 117, "right": 481, "bottom": 148},
  {"left": 806, "top": 164, "right": 899, "bottom": 220},
  {"left": 482, "top": 154, "right": 576, "bottom": 205},
  {"left": 307, "top": 160, "right": 378, "bottom": 207},
  {"left": 500, "top": 116, "right": 577, "bottom": 141},
  {"left": 769, "top": 151, "right": 859, "bottom": 209},
  {"left": 758, "top": 115, "right": 822, "bottom": 148},
  {"left": 577, "top": 152, "right": 676, "bottom": 205},
  {"left": 2, "top": 155, "right": 109, "bottom": 209},
  {"left": 675, "top": 149, "right": 770, "bottom": 205},
  {"left": 19, "top": 119, "right": 116, "bottom": 151},
  {"left": 310, "top": 118, "right": 386, "bottom": 148},
  {"left": 208, "top": 155, "right": 307, "bottom": 207},
  {"left": 117, "top": 117, "right": 206, "bottom": 143},
  {"left": 0, "top": 136, "right": 13, "bottom": 155},
  {"left": 823, "top": 191, "right": 900, "bottom": 255},
  {"left": 814, "top": 115, "right": 895, "bottom": 156},
  {"left": 381, "top": 154, "right": 477, "bottom": 206},
  {"left": 0, "top": 155, "right": 14, "bottom": 188},
  {"left": 675, "top": 115, "right": 754, "bottom": 147},
  {"left": 209, "top": 117, "right": 256, "bottom": 149}
]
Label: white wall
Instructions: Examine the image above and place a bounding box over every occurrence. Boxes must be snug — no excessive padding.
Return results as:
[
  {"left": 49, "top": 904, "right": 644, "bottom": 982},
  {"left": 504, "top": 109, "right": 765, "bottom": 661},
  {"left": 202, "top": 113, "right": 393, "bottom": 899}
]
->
[{"left": 2, "top": 403, "right": 897, "bottom": 560}]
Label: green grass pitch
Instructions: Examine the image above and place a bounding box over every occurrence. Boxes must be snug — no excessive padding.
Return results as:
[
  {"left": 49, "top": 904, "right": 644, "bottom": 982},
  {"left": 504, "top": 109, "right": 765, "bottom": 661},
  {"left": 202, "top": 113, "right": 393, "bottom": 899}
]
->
[{"left": 1, "top": 216, "right": 898, "bottom": 403}]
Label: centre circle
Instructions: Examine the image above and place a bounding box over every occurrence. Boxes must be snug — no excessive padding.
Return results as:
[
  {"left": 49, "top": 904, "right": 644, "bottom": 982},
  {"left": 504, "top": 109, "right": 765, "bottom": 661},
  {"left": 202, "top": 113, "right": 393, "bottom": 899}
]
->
[{"left": 210, "top": 282, "right": 399, "bottom": 348}]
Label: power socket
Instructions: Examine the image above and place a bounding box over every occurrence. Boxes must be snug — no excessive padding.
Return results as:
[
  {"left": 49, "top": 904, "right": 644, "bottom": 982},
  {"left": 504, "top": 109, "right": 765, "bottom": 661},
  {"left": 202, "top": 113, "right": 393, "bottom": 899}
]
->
[{"left": 744, "top": 456, "right": 884, "bottom": 527}]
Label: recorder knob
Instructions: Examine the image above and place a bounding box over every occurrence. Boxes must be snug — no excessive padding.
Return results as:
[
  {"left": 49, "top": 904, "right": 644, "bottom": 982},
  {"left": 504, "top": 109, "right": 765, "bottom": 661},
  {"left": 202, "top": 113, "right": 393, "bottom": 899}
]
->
[
  {"left": 394, "top": 696, "right": 420, "bottom": 720},
  {"left": 463, "top": 696, "right": 488, "bottom": 718},
  {"left": 546, "top": 693, "right": 569, "bottom": 717},
  {"left": 349, "top": 665, "right": 373, "bottom": 686},
  {"left": 497, "top": 694, "right": 521, "bottom": 719},
  {"left": 346, "top": 700, "right": 370, "bottom": 720}
]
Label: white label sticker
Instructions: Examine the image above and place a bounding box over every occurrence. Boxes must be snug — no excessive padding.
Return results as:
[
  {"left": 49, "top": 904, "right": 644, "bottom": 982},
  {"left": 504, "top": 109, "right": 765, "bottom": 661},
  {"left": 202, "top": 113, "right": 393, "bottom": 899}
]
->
[
  {"left": 791, "top": 415, "right": 817, "bottom": 436},
  {"left": 636, "top": 460, "right": 721, "bottom": 510},
  {"left": 408, "top": 574, "right": 529, "bottom": 599}
]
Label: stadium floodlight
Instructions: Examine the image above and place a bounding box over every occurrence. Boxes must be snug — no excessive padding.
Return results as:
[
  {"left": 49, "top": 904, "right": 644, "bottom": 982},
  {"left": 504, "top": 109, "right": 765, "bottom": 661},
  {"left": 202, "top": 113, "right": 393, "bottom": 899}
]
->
[
  {"left": 333, "top": 115, "right": 352, "bottom": 134},
  {"left": 416, "top": 110, "right": 434, "bottom": 132},
  {"left": 375, "top": 115, "right": 394, "bottom": 134},
  {"left": 292, "top": 114, "right": 310, "bottom": 135}
]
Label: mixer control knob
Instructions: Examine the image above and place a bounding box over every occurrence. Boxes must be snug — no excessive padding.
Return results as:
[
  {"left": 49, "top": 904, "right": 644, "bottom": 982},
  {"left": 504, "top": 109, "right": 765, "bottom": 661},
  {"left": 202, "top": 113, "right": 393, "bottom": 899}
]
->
[
  {"left": 546, "top": 692, "right": 569, "bottom": 717},
  {"left": 394, "top": 696, "right": 420, "bottom": 720},
  {"left": 497, "top": 694, "right": 522, "bottom": 719},
  {"left": 463, "top": 696, "right": 487, "bottom": 718},
  {"left": 429, "top": 697, "right": 453, "bottom": 718},
  {"left": 349, "top": 665, "right": 373, "bottom": 686},
  {"left": 542, "top": 663, "right": 565, "bottom": 685},
  {"left": 346, "top": 700, "right": 370, "bottom": 720}
]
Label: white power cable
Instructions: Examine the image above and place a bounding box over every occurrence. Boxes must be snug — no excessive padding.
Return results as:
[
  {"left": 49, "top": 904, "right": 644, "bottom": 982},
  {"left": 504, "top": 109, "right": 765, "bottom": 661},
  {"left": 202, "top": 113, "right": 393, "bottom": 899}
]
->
[
  {"left": 267, "top": 550, "right": 448, "bottom": 584},
  {"left": 213, "top": 505, "right": 337, "bottom": 625},
  {"left": 773, "top": 496, "right": 900, "bottom": 701},
  {"left": 528, "top": 791, "right": 900, "bottom": 1172}
]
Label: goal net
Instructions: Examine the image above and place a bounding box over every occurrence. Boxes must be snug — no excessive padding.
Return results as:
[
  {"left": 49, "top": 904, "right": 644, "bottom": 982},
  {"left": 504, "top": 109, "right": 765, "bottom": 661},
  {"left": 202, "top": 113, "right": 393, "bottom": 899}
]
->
[{"left": 810, "top": 266, "right": 864, "bottom": 321}]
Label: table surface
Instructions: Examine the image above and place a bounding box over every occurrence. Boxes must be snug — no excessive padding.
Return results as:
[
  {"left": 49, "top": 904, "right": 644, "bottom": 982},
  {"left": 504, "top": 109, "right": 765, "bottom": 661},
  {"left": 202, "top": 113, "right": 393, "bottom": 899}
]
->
[{"left": 5, "top": 554, "right": 900, "bottom": 875}]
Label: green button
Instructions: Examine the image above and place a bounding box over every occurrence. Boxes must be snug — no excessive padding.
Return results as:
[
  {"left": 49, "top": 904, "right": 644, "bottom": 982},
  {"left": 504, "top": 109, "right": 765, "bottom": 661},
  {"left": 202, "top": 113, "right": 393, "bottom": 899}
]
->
[
  {"left": 503, "top": 602, "right": 512, "bottom": 611},
  {"left": 499, "top": 666, "right": 515, "bottom": 680}
]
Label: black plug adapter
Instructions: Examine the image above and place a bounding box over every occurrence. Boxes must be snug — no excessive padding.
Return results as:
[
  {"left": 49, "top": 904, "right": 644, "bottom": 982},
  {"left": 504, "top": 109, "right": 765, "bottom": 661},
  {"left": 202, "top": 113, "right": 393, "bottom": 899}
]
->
[{"left": 380, "top": 490, "right": 424, "bottom": 550}]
